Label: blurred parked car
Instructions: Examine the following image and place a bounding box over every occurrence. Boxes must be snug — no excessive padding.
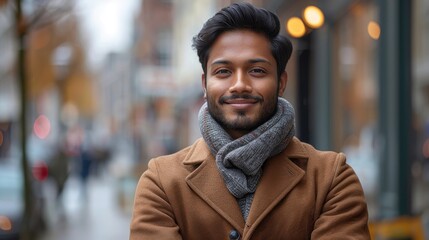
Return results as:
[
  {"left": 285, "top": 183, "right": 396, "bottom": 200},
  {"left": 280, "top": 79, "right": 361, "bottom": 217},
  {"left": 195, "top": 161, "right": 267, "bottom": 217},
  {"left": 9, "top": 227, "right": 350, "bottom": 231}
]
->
[{"left": 0, "top": 161, "right": 46, "bottom": 240}]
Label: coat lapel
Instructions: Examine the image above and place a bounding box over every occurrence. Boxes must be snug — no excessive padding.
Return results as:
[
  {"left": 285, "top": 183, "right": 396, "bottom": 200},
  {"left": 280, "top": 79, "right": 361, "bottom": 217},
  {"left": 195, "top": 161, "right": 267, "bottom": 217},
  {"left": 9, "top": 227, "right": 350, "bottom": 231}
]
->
[
  {"left": 184, "top": 139, "right": 245, "bottom": 231},
  {"left": 245, "top": 137, "right": 307, "bottom": 234}
]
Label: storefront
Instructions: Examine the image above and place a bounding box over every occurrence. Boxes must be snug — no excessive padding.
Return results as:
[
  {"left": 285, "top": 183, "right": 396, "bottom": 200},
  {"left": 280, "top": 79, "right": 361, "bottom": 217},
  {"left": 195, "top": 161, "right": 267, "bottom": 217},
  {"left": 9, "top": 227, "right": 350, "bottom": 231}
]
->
[{"left": 266, "top": 0, "right": 428, "bottom": 230}]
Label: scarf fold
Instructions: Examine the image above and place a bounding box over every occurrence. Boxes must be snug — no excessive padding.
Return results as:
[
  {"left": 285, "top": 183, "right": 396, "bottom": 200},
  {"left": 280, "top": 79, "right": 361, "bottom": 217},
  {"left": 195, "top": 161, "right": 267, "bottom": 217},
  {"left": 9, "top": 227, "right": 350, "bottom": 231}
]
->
[{"left": 198, "top": 98, "right": 295, "bottom": 199}]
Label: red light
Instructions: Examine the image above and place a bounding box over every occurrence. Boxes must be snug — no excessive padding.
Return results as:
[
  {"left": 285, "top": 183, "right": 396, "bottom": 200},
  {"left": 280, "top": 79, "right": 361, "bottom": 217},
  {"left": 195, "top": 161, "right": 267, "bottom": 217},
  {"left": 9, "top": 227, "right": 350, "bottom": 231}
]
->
[
  {"left": 423, "top": 138, "right": 429, "bottom": 158},
  {"left": 32, "top": 161, "right": 49, "bottom": 181},
  {"left": 33, "top": 115, "right": 51, "bottom": 139}
]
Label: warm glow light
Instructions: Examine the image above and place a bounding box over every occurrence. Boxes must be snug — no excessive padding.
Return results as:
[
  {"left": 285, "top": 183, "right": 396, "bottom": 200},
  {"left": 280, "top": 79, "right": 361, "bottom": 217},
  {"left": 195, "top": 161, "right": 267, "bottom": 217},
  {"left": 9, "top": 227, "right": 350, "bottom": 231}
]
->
[
  {"left": 33, "top": 115, "right": 51, "bottom": 139},
  {"left": 0, "top": 216, "right": 12, "bottom": 231},
  {"left": 368, "top": 21, "right": 381, "bottom": 40},
  {"left": 287, "top": 17, "right": 306, "bottom": 38},
  {"left": 303, "top": 6, "right": 324, "bottom": 29}
]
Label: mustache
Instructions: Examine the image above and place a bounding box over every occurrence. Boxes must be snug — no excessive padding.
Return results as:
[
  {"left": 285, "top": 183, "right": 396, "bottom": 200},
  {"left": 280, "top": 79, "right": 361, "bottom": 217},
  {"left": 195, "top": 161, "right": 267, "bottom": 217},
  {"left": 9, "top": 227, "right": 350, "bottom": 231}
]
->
[{"left": 219, "top": 94, "right": 263, "bottom": 103}]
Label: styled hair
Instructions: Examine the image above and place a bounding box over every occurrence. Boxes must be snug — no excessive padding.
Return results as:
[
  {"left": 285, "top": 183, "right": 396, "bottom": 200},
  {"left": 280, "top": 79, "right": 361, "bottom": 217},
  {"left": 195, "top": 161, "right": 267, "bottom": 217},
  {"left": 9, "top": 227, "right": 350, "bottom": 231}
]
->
[{"left": 192, "top": 2, "right": 293, "bottom": 80}]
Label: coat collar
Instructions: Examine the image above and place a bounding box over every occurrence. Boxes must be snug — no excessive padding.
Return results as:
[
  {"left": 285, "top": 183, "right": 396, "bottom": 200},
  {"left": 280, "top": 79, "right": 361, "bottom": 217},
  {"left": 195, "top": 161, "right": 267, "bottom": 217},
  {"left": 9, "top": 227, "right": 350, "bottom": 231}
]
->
[
  {"left": 182, "top": 137, "right": 308, "bottom": 165},
  {"left": 184, "top": 137, "right": 307, "bottom": 232}
]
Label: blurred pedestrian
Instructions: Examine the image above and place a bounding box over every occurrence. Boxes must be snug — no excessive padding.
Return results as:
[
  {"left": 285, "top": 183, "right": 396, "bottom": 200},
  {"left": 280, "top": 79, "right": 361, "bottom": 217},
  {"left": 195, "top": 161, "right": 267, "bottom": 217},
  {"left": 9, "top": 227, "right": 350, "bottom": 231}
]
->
[
  {"left": 130, "top": 2, "right": 370, "bottom": 239},
  {"left": 77, "top": 130, "right": 94, "bottom": 201},
  {"left": 48, "top": 143, "right": 70, "bottom": 203}
]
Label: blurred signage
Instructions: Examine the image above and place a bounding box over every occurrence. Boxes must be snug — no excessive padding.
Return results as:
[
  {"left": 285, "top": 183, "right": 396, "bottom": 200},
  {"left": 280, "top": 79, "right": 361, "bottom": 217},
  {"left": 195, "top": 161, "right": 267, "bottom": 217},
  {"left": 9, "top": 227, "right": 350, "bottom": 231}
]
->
[{"left": 136, "top": 66, "right": 177, "bottom": 97}]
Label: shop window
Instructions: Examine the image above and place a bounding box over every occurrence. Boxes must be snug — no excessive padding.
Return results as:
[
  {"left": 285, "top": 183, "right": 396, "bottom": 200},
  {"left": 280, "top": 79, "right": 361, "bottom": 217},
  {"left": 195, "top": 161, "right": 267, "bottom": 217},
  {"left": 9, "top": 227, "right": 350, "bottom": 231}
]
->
[{"left": 332, "top": 1, "right": 380, "bottom": 218}]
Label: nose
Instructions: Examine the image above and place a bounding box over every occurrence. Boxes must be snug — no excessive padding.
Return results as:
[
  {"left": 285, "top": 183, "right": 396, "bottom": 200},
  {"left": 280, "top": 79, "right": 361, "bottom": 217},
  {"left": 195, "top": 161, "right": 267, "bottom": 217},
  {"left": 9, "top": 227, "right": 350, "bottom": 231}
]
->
[{"left": 228, "top": 70, "right": 252, "bottom": 93}]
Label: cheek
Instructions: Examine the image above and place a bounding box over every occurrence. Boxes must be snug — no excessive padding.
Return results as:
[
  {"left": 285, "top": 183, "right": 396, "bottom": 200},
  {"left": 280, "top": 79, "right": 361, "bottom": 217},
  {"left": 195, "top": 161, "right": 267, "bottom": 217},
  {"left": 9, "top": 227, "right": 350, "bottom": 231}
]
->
[
  {"left": 206, "top": 81, "right": 229, "bottom": 95},
  {"left": 255, "top": 82, "right": 278, "bottom": 96}
]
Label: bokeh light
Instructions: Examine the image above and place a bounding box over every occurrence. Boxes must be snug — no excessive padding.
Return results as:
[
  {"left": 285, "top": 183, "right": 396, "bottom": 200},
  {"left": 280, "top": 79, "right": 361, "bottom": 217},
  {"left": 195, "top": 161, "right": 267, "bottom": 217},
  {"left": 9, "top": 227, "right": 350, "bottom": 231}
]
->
[
  {"left": 303, "top": 6, "right": 324, "bottom": 29},
  {"left": 368, "top": 21, "right": 381, "bottom": 40},
  {"left": 33, "top": 115, "right": 51, "bottom": 139},
  {"left": 32, "top": 161, "right": 49, "bottom": 182},
  {"left": 287, "top": 17, "right": 306, "bottom": 38},
  {"left": 0, "top": 216, "right": 12, "bottom": 231}
]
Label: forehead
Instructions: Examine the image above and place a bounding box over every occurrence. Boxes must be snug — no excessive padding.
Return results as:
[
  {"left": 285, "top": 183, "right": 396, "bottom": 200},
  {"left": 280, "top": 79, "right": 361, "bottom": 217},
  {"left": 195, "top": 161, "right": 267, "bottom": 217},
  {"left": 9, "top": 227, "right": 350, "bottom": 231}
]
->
[{"left": 207, "top": 30, "right": 274, "bottom": 65}]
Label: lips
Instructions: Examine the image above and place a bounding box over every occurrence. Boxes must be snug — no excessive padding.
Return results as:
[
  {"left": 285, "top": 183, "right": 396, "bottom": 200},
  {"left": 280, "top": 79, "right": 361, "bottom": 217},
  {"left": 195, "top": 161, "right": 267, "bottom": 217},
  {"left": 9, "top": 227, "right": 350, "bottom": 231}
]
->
[
  {"left": 224, "top": 98, "right": 258, "bottom": 104},
  {"left": 221, "top": 96, "right": 261, "bottom": 110},
  {"left": 227, "top": 99, "right": 256, "bottom": 109},
  {"left": 220, "top": 94, "right": 262, "bottom": 103}
]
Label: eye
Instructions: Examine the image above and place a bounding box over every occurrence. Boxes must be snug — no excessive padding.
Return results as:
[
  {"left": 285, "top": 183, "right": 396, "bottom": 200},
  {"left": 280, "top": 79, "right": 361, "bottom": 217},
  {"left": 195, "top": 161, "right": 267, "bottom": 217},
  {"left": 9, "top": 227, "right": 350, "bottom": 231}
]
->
[
  {"left": 214, "top": 68, "right": 231, "bottom": 78},
  {"left": 249, "top": 68, "right": 267, "bottom": 76},
  {"left": 251, "top": 68, "right": 265, "bottom": 73}
]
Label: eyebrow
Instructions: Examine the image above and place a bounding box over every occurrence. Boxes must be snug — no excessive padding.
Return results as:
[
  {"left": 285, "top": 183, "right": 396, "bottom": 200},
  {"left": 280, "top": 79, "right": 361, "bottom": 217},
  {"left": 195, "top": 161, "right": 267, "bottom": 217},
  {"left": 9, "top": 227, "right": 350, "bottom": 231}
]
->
[
  {"left": 211, "top": 60, "right": 231, "bottom": 66},
  {"left": 248, "top": 58, "right": 272, "bottom": 65},
  {"left": 211, "top": 58, "right": 272, "bottom": 66}
]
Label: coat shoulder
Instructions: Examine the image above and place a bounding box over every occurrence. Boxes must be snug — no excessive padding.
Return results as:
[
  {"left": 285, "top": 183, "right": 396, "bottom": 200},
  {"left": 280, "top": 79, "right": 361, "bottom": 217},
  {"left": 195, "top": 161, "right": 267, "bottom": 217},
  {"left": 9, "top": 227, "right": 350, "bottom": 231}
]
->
[
  {"left": 148, "top": 138, "right": 210, "bottom": 175},
  {"left": 289, "top": 137, "right": 345, "bottom": 162},
  {"left": 286, "top": 138, "right": 347, "bottom": 177}
]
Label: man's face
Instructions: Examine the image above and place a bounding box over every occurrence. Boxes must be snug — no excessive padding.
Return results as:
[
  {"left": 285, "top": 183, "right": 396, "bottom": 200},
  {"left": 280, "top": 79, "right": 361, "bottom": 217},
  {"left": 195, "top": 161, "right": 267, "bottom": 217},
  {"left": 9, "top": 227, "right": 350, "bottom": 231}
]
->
[{"left": 202, "top": 29, "right": 287, "bottom": 139}]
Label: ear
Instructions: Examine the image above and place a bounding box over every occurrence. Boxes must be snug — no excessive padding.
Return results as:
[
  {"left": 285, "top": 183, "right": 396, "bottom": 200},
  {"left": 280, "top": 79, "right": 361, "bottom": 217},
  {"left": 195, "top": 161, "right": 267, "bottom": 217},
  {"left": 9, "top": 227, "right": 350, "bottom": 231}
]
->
[
  {"left": 201, "top": 73, "right": 207, "bottom": 98},
  {"left": 278, "top": 71, "right": 288, "bottom": 96}
]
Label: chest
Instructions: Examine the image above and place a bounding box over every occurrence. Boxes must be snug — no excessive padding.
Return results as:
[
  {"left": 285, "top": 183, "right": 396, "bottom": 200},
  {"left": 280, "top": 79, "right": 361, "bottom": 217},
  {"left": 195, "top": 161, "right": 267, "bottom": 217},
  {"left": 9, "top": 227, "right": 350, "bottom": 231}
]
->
[{"left": 169, "top": 187, "right": 317, "bottom": 240}]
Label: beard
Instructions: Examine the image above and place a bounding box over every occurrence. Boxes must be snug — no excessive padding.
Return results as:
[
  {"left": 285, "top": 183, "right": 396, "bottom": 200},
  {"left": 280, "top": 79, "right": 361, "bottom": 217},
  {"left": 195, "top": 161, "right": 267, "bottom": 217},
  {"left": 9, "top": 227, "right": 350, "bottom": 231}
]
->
[{"left": 206, "top": 93, "right": 278, "bottom": 133}]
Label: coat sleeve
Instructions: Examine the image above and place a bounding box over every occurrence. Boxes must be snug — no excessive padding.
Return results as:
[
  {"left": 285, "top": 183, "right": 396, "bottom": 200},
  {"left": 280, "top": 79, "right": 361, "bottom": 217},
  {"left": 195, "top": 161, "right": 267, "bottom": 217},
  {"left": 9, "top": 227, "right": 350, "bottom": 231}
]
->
[
  {"left": 129, "top": 159, "right": 183, "bottom": 240},
  {"left": 311, "top": 153, "right": 371, "bottom": 240}
]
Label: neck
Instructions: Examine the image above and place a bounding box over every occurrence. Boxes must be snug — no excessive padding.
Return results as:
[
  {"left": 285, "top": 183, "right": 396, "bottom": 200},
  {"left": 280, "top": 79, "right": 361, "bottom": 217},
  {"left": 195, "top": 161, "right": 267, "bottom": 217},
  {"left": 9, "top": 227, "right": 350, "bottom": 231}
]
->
[{"left": 227, "top": 129, "right": 248, "bottom": 139}]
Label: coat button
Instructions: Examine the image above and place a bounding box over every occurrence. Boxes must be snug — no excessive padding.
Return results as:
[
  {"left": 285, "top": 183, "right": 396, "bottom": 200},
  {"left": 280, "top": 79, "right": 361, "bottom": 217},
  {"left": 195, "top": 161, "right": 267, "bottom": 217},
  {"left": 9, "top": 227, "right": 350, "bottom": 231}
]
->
[{"left": 229, "top": 230, "right": 240, "bottom": 240}]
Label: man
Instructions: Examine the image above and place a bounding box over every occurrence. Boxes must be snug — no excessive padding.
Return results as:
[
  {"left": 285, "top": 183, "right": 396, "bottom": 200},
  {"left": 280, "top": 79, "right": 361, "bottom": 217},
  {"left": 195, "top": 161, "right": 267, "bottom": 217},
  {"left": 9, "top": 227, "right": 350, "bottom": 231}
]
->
[{"left": 130, "top": 2, "right": 370, "bottom": 239}]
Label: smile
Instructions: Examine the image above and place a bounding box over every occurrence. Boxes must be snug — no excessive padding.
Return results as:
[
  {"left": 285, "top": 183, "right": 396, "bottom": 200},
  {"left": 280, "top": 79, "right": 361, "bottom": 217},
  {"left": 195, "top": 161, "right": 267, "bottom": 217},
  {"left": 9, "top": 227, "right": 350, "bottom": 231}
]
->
[
  {"left": 225, "top": 98, "right": 258, "bottom": 104},
  {"left": 223, "top": 98, "right": 259, "bottom": 110}
]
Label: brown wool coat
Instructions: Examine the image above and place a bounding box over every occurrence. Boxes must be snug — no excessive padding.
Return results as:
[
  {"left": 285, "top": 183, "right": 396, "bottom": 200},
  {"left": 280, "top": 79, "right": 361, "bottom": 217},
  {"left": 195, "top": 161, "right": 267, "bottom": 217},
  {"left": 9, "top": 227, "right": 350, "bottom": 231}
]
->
[{"left": 130, "top": 137, "right": 370, "bottom": 240}]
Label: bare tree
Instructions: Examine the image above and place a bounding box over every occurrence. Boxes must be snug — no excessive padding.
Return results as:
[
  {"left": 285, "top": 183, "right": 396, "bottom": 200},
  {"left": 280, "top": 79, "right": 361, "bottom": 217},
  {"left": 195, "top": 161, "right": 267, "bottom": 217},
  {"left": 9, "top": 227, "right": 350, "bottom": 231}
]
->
[{"left": 0, "top": 0, "right": 73, "bottom": 239}]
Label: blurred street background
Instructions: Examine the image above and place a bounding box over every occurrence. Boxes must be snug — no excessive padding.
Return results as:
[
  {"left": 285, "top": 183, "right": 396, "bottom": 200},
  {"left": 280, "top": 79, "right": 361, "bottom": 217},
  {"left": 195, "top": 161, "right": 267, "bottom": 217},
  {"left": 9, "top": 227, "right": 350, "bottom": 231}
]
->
[{"left": 0, "top": 0, "right": 429, "bottom": 239}]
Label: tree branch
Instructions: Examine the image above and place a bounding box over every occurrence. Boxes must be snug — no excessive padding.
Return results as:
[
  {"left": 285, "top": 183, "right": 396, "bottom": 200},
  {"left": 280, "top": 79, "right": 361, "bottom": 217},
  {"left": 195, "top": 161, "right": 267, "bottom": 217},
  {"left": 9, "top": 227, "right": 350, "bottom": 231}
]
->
[{"left": 28, "top": 0, "right": 73, "bottom": 30}]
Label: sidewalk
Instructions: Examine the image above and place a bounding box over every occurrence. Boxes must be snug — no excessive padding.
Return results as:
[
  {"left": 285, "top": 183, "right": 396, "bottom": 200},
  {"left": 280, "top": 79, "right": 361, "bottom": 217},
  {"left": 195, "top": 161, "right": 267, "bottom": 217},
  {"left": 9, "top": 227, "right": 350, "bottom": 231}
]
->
[{"left": 39, "top": 173, "right": 134, "bottom": 240}]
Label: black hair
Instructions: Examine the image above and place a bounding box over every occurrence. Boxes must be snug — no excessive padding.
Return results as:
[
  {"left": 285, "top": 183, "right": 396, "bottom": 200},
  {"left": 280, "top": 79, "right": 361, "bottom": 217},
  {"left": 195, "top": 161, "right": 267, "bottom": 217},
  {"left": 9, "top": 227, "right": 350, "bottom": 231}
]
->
[{"left": 192, "top": 2, "right": 293, "bottom": 81}]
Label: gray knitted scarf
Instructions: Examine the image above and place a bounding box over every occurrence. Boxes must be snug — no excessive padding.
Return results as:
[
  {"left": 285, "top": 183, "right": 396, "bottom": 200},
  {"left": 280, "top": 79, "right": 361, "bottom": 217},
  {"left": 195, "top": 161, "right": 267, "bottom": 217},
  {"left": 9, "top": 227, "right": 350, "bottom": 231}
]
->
[{"left": 198, "top": 98, "right": 296, "bottom": 200}]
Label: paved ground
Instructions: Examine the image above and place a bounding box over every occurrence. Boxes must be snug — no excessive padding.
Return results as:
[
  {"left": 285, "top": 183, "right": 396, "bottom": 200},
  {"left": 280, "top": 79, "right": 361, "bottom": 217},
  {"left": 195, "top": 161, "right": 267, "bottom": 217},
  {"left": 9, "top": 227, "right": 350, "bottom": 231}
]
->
[{"left": 39, "top": 173, "right": 135, "bottom": 240}]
